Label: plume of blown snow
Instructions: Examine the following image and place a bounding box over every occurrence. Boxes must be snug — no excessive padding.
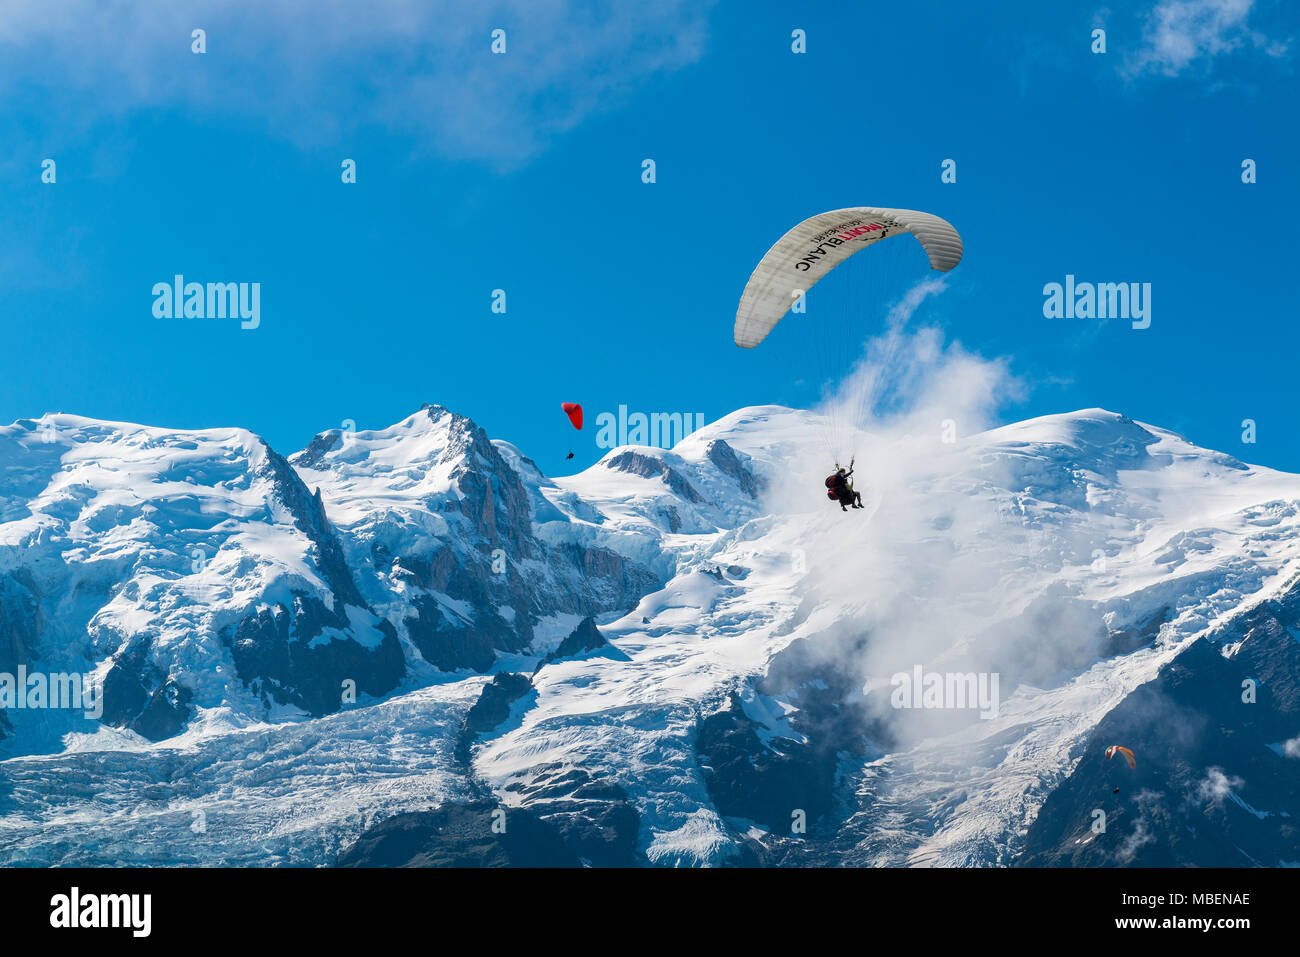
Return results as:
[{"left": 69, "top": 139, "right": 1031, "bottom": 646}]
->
[{"left": 760, "top": 279, "right": 1130, "bottom": 746}]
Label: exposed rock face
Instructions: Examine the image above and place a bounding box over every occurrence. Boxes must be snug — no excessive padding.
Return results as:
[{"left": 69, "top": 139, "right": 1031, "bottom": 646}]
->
[
  {"left": 462, "top": 673, "right": 534, "bottom": 735},
  {"left": 337, "top": 799, "right": 580, "bottom": 868},
  {"left": 404, "top": 593, "right": 496, "bottom": 673},
  {"left": 216, "top": 444, "right": 406, "bottom": 718},
  {"left": 259, "top": 443, "right": 368, "bottom": 609},
  {"left": 1211, "top": 579, "right": 1300, "bottom": 740},
  {"left": 290, "top": 429, "right": 343, "bottom": 470},
  {"left": 133, "top": 677, "right": 195, "bottom": 741},
  {"left": 500, "top": 764, "right": 641, "bottom": 867},
  {"left": 101, "top": 638, "right": 194, "bottom": 740},
  {"left": 1100, "top": 605, "right": 1170, "bottom": 659},
  {"left": 222, "top": 595, "right": 404, "bottom": 718},
  {"left": 705, "top": 439, "right": 763, "bottom": 499},
  {"left": 554, "top": 543, "right": 660, "bottom": 613},
  {"left": 454, "top": 672, "right": 534, "bottom": 764},
  {"left": 0, "top": 571, "right": 40, "bottom": 743},
  {"left": 533, "top": 616, "right": 609, "bottom": 674},
  {"left": 0, "top": 570, "right": 40, "bottom": 675},
  {"left": 605, "top": 450, "right": 703, "bottom": 503},
  {"left": 696, "top": 691, "right": 839, "bottom": 838}
]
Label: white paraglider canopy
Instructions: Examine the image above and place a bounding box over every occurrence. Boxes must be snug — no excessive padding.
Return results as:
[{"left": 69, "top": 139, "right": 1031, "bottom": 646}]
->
[{"left": 733, "top": 206, "right": 963, "bottom": 349}]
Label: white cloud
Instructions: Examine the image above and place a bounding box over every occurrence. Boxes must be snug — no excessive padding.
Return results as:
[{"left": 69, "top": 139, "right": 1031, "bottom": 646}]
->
[
  {"left": 1125, "top": 0, "right": 1290, "bottom": 77},
  {"left": 1196, "top": 765, "right": 1244, "bottom": 804},
  {"left": 0, "top": 0, "right": 712, "bottom": 168},
  {"left": 1119, "top": 790, "right": 1161, "bottom": 860}
]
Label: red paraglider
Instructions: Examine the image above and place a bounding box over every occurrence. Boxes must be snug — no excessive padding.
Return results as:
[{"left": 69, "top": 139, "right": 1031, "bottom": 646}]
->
[{"left": 561, "top": 403, "right": 583, "bottom": 430}]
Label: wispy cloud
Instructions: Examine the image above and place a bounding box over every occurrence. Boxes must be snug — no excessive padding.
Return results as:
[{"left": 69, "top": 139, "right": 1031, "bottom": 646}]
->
[
  {"left": 1196, "top": 766, "right": 1244, "bottom": 804},
  {"left": 0, "top": 0, "right": 713, "bottom": 168},
  {"left": 1123, "top": 0, "right": 1290, "bottom": 77}
]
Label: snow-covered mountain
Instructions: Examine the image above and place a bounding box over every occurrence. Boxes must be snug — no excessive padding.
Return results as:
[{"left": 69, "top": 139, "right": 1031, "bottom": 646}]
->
[
  {"left": 1, "top": 404, "right": 1298, "bottom": 867},
  {"left": 289, "top": 405, "right": 659, "bottom": 673},
  {"left": 0, "top": 414, "right": 405, "bottom": 749}
]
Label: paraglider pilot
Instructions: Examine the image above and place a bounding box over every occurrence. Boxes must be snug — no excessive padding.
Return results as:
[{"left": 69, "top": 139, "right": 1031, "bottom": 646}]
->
[{"left": 825, "top": 462, "right": 863, "bottom": 512}]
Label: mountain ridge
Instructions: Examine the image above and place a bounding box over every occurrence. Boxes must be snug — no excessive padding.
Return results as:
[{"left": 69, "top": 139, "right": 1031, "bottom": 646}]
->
[{"left": 1, "top": 403, "right": 1298, "bottom": 867}]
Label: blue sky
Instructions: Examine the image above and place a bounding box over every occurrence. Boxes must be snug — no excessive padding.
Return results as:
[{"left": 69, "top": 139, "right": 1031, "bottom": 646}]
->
[{"left": 0, "top": 0, "right": 1296, "bottom": 476}]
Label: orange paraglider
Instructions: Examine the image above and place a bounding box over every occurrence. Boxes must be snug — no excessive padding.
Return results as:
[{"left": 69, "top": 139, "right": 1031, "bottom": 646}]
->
[{"left": 1105, "top": 745, "right": 1136, "bottom": 769}]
